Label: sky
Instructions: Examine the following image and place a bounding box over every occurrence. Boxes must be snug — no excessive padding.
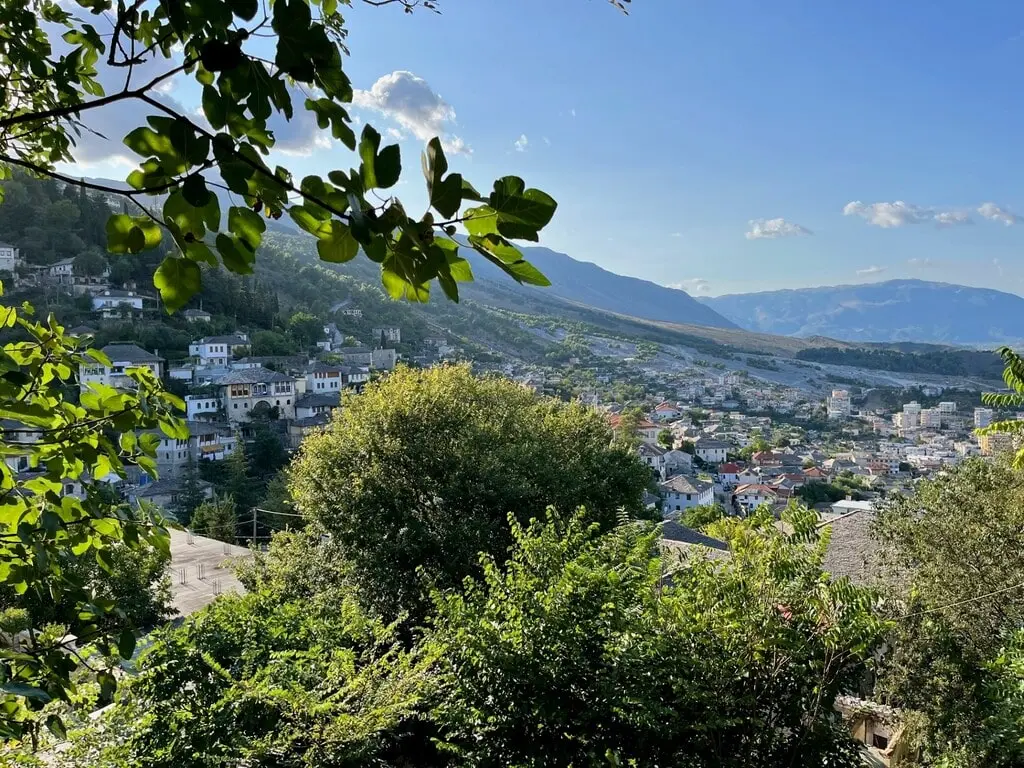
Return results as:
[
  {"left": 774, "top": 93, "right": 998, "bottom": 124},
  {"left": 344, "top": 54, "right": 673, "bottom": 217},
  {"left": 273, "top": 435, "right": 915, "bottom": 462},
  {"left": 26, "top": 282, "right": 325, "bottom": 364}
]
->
[{"left": 63, "top": 0, "right": 1024, "bottom": 297}]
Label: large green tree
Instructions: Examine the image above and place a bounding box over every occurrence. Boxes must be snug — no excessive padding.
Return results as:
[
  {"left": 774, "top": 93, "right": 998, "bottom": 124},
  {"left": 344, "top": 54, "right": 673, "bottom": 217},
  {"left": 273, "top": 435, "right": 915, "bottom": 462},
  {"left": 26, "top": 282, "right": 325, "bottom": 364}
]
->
[
  {"left": 0, "top": 0, "right": 589, "bottom": 311},
  {"left": 48, "top": 505, "right": 883, "bottom": 766},
  {"left": 873, "top": 458, "right": 1024, "bottom": 766},
  {"left": 290, "top": 364, "right": 651, "bottom": 621}
]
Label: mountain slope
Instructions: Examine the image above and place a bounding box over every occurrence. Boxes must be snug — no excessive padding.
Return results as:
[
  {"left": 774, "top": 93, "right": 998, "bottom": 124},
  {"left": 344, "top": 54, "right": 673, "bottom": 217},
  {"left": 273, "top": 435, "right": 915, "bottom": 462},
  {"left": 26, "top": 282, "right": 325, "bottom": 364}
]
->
[
  {"left": 700, "top": 279, "right": 1024, "bottom": 345},
  {"left": 462, "top": 244, "right": 738, "bottom": 330}
]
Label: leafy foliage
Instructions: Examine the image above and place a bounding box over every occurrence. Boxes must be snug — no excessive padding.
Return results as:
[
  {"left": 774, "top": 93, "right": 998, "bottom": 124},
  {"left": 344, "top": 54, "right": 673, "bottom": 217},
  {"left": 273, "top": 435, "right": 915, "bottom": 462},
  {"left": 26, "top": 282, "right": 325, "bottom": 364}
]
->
[
  {"left": 290, "top": 365, "right": 651, "bottom": 622},
  {"left": 0, "top": 0, "right": 564, "bottom": 310},
  {"left": 0, "top": 289, "right": 184, "bottom": 741},
  {"left": 979, "top": 346, "right": 1024, "bottom": 467},
  {"left": 873, "top": 458, "right": 1024, "bottom": 765}
]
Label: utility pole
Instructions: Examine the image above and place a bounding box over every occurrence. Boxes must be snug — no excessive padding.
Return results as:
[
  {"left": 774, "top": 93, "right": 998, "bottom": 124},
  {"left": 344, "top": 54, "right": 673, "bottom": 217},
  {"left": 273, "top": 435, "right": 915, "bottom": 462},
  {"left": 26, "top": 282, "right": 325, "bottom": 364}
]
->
[{"left": 252, "top": 507, "right": 257, "bottom": 544}]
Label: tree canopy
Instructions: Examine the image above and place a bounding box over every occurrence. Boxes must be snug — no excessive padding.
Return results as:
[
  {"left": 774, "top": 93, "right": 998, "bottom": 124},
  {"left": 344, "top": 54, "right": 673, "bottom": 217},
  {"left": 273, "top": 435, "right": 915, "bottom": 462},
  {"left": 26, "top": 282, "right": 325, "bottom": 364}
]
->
[
  {"left": 0, "top": 0, "right": 576, "bottom": 311},
  {"left": 290, "top": 364, "right": 652, "bottom": 621}
]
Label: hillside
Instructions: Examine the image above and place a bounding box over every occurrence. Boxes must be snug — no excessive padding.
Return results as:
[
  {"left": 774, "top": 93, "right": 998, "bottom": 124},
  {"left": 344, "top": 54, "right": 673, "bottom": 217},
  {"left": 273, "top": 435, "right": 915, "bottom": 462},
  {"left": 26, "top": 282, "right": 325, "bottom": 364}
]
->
[
  {"left": 699, "top": 279, "right": 1024, "bottom": 345},
  {"left": 460, "top": 244, "right": 738, "bottom": 331}
]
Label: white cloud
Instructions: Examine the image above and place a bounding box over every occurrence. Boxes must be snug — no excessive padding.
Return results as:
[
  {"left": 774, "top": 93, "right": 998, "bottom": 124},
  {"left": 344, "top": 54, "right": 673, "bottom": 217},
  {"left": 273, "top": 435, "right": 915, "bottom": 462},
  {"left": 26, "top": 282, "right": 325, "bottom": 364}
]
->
[
  {"left": 907, "top": 257, "right": 938, "bottom": 268},
  {"left": 514, "top": 134, "right": 529, "bottom": 152},
  {"left": 842, "top": 200, "right": 933, "bottom": 228},
  {"left": 994, "top": 257, "right": 1005, "bottom": 276},
  {"left": 353, "top": 70, "right": 470, "bottom": 155},
  {"left": 856, "top": 265, "right": 886, "bottom": 275},
  {"left": 669, "top": 232, "right": 683, "bottom": 238},
  {"left": 570, "top": 108, "right": 576, "bottom": 118},
  {"left": 978, "top": 202, "right": 1020, "bottom": 226},
  {"left": 934, "top": 210, "right": 973, "bottom": 227},
  {"left": 543, "top": 136, "right": 551, "bottom": 146},
  {"left": 669, "top": 278, "right": 711, "bottom": 295},
  {"left": 745, "top": 217, "right": 812, "bottom": 240},
  {"left": 386, "top": 127, "right": 405, "bottom": 141}
]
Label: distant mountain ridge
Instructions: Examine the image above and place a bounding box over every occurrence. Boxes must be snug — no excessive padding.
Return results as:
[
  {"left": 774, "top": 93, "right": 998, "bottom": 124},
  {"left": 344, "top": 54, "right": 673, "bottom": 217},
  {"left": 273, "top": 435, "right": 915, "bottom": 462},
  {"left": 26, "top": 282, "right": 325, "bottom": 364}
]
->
[
  {"left": 699, "top": 279, "right": 1024, "bottom": 345},
  {"left": 461, "top": 244, "right": 739, "bottom": 330}
]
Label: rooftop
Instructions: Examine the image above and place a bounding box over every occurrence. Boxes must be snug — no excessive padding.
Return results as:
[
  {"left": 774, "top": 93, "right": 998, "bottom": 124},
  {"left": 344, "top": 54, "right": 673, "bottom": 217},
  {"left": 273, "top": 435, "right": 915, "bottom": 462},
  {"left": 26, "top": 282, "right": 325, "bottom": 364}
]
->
[
  {"left": 295, "top": 392, "right": 340, "bottom": 409},
  {"left": 216, "top": 367, "right": 295, "bottom": 385},
  {"left": 196, "top": 334, "right": 248, "bottom": 345},
  {"left": 100, "top": 343, "right": 163, "bottom": 363},
  {"left": 659, "top": 475, "right": 711, "bottom": 495},
  {"left": 168, "top": 528, "right": 251, "bottom": 617}
]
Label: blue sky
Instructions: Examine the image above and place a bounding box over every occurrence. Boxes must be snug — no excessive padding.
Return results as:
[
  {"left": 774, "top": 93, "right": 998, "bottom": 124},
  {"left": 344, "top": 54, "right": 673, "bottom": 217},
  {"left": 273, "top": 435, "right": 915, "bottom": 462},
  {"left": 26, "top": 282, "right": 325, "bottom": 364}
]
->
[{"left": 69, "top": 0, "right": 1024, "bottom": 297}]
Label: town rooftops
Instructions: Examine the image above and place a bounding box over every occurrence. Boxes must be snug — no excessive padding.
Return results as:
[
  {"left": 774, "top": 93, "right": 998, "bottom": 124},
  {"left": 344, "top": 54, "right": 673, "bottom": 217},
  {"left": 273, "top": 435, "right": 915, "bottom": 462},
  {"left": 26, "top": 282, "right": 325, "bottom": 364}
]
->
[
  {"left": 135, "top": 477, "right": 213, "bottom": 499},
  {"left": 607, "top": 414, "right": 657, "bottom": 430},
  {"left": 718, "top": 462, "right": 742, "bottom": 474},
  {"left": 182, "top": 309, "right": 211, "bottom": 318},
  {"left": 96, "top": 288, "right": 148, "bottom": 298},
  {"left": 100, "top": 343, "right": 163, "bottom": 363},
  {"left": 654, "top": 401, "right": 679, "bottom": 411},
  {"left": 659, "top": 475, "right": 711, "bottom": 495},
  {"left": 818, "top": 507, "right": 879, "bottom": 585},
  {"left": 660, "top": 520, "right": 729, "bottom": 552},
  {"left": 216, "top": 366, "right": 294, "bottom": 385}
]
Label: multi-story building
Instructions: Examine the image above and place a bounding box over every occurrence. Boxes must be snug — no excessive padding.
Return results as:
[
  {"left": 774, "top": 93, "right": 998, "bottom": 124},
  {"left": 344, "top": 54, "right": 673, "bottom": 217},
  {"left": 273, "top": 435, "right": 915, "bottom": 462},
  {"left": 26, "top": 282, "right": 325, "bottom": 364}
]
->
[
  {"left": 979, "top": 431, "right": 1014, "bottom": 456},
  {"left": 92, "top": 289, "right": 149, "bottom": 318},
  {"left": 189, "top": 334, "right": 250, "bottom": 367},
  {"left": 186, "top": 394, "right": 222, "bottom": 421},
  {"left": 0, "top": 241, "right": 21, "bottom": 282},
  {"left": 920, "top": 408, "right": 943, "bottom": 429},
  {"left": 304, "top": 361, "right": 369, "bottom": 393},
  {"left": 216, "top": 367, "right": 296, "bottom": 423},
  {"left": 372, "top": 327, "right": 401, "bottom": 344},
  {"left": 826, "top": 389, "right": 851, "bottom": 419},
  {"left": 659, "top": 475, "right": 714, "bottom": 516},
  {"left": 79, "top": 343, "right": 164, "bottom": 392},
  {"left": 901, "top": 401, "right": 922, "bottom": 429},
  {"left": 974, "top": 407, "right": 994, "bottom": 429},
  {"left": 694, "top": 438, "right": 730, "bottom": 464},
  {"left": 937, "top": 402, "right": 957, "bottom": 415}
]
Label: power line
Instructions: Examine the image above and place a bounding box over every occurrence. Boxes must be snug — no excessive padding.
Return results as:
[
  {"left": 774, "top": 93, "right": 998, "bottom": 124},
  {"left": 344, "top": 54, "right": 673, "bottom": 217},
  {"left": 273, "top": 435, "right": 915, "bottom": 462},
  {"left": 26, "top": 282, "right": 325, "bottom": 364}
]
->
[{"left": 895, "top": 580, "right": 1024, "bottom": 622}]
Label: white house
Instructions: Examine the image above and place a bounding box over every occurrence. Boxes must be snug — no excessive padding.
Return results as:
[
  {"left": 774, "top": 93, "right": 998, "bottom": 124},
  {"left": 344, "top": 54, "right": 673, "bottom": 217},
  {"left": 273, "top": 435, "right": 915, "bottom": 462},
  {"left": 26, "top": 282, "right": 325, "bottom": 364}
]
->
[
  {"left": 717, "top": 462, "right": 742, "bottom": 485},
  {"left": 659, "top": 475, "right": 714, "bottom": 516},
  {"left": 294, "top": 392, "right": 340, "bottom": 420},
  {"left": 651, "top": 401, "right": 681, "bottom": 422},
  {"left": 92, "top": 289, "right": 149, "bottom": 318},
  {"left": 186, "top": 394, "right": 221, "bottom": 421},
  {"left": 637, "top": 442, "right": 667, "bottom": 475},
  {"left": 182, "top": 309, "right": 212, "bottom": 323},
  {"left": 663, "top": 449, "right": 693, "bottom": 476},
  {"left": 78, "top": 343, "right": 164, "bottom": 392},
  {"left": 216, "top": 366, "right": 296, "bottom": 423},
  {"left": 694, "top": 439, "right": 730, "bottom": 465},
  {"left": 733, "top": 483, "right": 779, "bottom": 511},
  {"left": 372, "top": 327, "right": 401, "bottom": 343},
  {"left": 0, "top": 241, "right": 21, "bottom": 279},
  {"left": 48, "top": 258, "right": 75, "bottom": 282},
  {"left": 189, "top": 334, "right": 250, "bottom": 367}
]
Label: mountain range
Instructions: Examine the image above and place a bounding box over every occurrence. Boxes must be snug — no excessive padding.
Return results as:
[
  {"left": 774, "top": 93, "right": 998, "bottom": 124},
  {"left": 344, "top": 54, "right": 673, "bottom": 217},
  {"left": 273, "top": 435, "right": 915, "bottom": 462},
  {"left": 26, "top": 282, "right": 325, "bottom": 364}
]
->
[{"left": 699, "top": 279, "right": 1024, "bottom": 346}]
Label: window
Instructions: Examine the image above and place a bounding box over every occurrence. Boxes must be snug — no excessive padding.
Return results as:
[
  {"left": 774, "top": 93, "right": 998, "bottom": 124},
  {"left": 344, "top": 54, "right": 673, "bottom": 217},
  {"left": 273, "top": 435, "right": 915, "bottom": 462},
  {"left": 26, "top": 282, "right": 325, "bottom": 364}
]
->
[
  {"left": 230, "top": 384, "right": 247, "bottom": 397},
  {"left": 686, "top": 494, "right": 692, "bottom": 501},
  {"left": 871, "top": 733, "right": 888, "bottom": 751},
  {"left": 233, "top": 403, "right": 238, "bottom": 409},
  {"left": 253, "top": 383, "right": 268, "bottom": 396},
  {"left": 64, "top": 484, "right": 74, "bottom": 495},
  {"left": 286, "top": 399, "right": 290, "bottom": 405},
  {"left": 275, "top": 400, "right": 280, "bottom": 406}
]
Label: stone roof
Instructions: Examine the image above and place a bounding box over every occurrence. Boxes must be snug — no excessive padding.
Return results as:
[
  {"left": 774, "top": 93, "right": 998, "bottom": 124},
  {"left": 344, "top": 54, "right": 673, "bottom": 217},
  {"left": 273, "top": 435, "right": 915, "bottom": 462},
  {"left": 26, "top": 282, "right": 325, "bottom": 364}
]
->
[
  {"left": 182, "top": 309, "right": 211, "bottom": 317},
  {"left": 819, "top": 509, "right": 881, "bottom": 586},
  {"left": 196, "top": 334, "right": 248, "bottom": 345},
  {"left": 659, "top": 475, "right": 711, "bottom": 495},
  {"left": 293, "top": 413, "right": 331, "bottom": 428},
  {"left": 638, "top": 442, "right": 667, "bottom": 456},
  {"left": 660, "top": 521, "right": 729, "bottom": 551},
  {"left": 101, "top": 343, "right": 163, "bottom": 363},
  {"left": 216, "top": 366, "right": 294, "bottom": 385},
  {"left": 295, "top": 392, "right": 340, "bottom": 409},
  {"left": 696, "top": 439, "right": 731, "bottom": 449}
]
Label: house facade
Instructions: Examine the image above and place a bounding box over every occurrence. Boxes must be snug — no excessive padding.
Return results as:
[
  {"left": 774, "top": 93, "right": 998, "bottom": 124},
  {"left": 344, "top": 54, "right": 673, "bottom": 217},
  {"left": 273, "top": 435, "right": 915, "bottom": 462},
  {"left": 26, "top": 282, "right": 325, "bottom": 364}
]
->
[
  {"left": 695, "top": 439, "right": 730, "bottom": 465},
  {"left": 0, "top": 242, "right": 21, "bottom": 280},
  {"left": 216, "top": 367, "right": 296, "bottom": 423},
  {"left": 79, "top": 343, "right": 164, "bottom": 391},
  {"left": 92, "top": 289, "right": 148, "bottom": 318},
  {"left": 659, "top": 475, "right": 714, "bottom": 516},
  {"left": 733, "top": 483, "right": 778, "bottom": 511},
  {"left": 190, "top": 334, "right": 250, "bottom": 367}
]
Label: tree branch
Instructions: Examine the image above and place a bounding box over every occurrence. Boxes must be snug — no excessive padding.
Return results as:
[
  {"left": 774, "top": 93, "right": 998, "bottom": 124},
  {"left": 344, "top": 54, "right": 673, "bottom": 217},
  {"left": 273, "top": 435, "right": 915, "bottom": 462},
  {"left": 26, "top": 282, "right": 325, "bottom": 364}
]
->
[{"left": 0, "top": 64, "right": 188, "bottom": 131}]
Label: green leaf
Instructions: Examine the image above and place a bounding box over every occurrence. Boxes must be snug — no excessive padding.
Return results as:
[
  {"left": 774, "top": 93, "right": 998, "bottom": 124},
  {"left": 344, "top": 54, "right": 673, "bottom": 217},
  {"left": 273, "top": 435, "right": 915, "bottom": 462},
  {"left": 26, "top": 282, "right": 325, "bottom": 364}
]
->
[
  {"left": 228, "top": 0, "right": 258, "bottom": 20},
  {"left": 1, "top": 683, "right": 50, "bottom": 702},
  {"left": 182, "top": 174, "right": 213, "bottom": 207},
  {"left": 118, "top": 628, "right": 136, "bottom": 659},
  {"left": 200, "top": 40, "right": 244, "bottom": 72},
  {"left": 105, "top": 214, "right": 135, "bottom": 254},
  {"left": 316, "top": 222, "right": 359, "bottom": 263},
  {"left": 463, "top": 206, "right": 500, "bottom": 237},
  {"left": 46, "top": 715, "right": 67, "bottom": 741},
  {"left": 469, "top": 234, "right": 550, "bottom": 286},
  {"left": 359, "top": 125, "right": 401, "bottom": 189},
  {"left": 228, "top": 207, "right": 266, "bottom": 251},
  {"left": 216, "top": 233, "right": 255, "bottom": 274},
  {"left": 489, "top": 177, "right": 558, "bottom": 241},
  {"left": 153, "top": 256, "right": 202, "bottom": 312}
]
